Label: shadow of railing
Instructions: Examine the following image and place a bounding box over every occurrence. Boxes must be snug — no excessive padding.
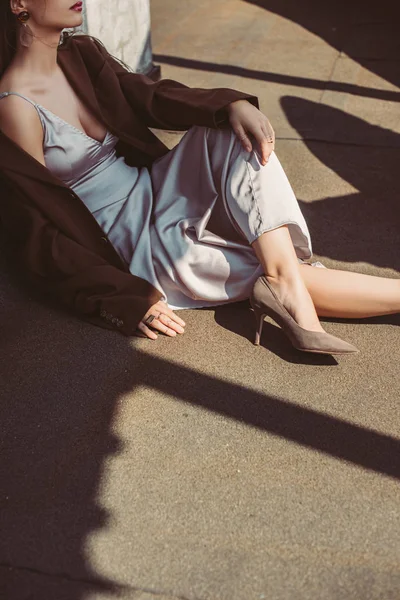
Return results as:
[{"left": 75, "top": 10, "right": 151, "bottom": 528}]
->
[
  {"left": 244, "top": 0, "right": 400, "bottom": 88},
  {"left": 153, "top": 55, "right": 400, "bottom": 104},
  {"left": 280, "top": 96, "right": 400, "bottom": 271},
  {"left": 138, "top": 353, "right": 400, "bottom": 480}
]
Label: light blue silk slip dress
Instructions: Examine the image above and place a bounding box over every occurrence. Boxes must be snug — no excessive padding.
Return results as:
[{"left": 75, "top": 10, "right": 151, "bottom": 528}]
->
[{"left": 0, "top": 91, "right": 322, "bottom": 311}]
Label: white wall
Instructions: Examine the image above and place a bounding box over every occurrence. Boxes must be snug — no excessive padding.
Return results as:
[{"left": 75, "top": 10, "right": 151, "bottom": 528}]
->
[{"left": 82, "top": 0, "right": 153, "bottom": 73}]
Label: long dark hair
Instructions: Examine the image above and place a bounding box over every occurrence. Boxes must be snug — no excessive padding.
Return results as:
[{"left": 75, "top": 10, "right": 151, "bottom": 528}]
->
[{"left": 0, "top": 0, "right": 18, "bottom": 78}]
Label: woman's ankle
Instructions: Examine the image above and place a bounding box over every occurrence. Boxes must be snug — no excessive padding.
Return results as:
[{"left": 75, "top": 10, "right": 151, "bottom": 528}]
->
[{"left": 265, "top": 274, "right": 325, "bottom": 332}]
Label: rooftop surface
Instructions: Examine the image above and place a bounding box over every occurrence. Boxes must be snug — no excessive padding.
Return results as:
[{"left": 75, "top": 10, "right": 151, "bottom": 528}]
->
[{"left": 1, "top": 1, "right": 400, "bottom": 598}]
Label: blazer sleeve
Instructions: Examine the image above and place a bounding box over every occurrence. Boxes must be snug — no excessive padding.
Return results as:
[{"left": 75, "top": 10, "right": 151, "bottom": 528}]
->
[
  {"left": 92, "top": 38, "right": 260, "bottom": 130},
  {"left": 1, "top": 187, "right": 162, "bottom": 336}
]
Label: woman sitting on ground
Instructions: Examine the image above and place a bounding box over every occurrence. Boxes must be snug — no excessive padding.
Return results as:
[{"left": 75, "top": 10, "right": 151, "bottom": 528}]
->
[{"left": 0, "top": 0, "right": 399, "bottom": 356}]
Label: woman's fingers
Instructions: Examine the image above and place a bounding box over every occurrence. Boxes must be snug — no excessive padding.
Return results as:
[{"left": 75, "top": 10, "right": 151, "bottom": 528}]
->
[
  {"left": 158, "top": 304, "right": 186, "bottom": 328},
  {"left": 137, "top": 317, "right": 181, "bottom": 340},
  {"left": 142, "top": 316, "right": 179, "bottom": 337},
  {"left": 139, "top": 301, "right": 186, "bottom": 340},
  {"left": 142, "top": 302, "right": 186, "bottom": 328},
  {"left": 262, "top": 122, "right": 275, "bottom": 146},
  {"left": 149, "top": 301, "right": 186, "bottom": 327},
  {"left": 157, "top": 312, "right": 185, "bottom": 334},
  {"left": 263, "top": 118, "right": 275, "bottom": 142},
  {"left": 233, "top": 124, "right": 253, "bottom": 152},
  {"left": 137, "top": 321, "right": 158, "bottom": 340},
  {"left": 252, "top": 120, "right": 274, "bottom": 165},
  {"left": 257, "top": 134, "right": 274, "bottom": 165},
  {"left": 234, "top": 121, "right": 275, "bottom": 166},
  {"left": 228, "top": 101, "right": 276, "bottom": 164}
]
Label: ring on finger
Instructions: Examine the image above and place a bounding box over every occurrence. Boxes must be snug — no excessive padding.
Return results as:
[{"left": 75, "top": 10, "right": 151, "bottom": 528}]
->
[{"left": 144, "top": 312, "right": 160, "bottom": 326}]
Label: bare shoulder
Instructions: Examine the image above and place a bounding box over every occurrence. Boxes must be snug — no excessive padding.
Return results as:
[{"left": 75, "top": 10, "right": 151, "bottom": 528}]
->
[{"left": 0, "top": 92, "right": 45, "bottom": 166}]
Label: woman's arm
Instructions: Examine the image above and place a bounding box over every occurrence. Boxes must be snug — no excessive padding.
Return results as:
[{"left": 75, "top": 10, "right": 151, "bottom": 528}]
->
[
  {"left": 0, "top": 95, "right": 46, "bottom": 165},
  {"left": 87, "top": 37, "right": 275, "bottom": 163},
  {"left": 90, "top": 37, "right": 260, "bottom": 131}
]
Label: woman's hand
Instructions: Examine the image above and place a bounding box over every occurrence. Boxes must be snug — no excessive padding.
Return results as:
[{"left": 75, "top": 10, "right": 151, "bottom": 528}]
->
[
  {"left": 227, "top": 100, "right": 275, "bottom": 166},
  {"left": 137, "top": 300, "right": 186, "bottom": 340}
]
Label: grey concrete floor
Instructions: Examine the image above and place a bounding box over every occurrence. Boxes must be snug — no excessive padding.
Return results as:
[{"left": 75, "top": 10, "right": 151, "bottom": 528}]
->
[{"left": 1, "top": 1, "right": 400, "bottom": 599}]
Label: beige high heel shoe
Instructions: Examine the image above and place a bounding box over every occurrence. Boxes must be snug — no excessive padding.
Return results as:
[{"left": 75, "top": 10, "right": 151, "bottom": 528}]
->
[{"left": 250, "top": 275, "right": 359, "bottom": 355}]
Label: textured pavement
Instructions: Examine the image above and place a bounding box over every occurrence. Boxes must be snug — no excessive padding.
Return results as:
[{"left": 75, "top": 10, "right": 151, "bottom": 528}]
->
[{"left": 1, "top": 1, "right": 400, "bottom": 599}]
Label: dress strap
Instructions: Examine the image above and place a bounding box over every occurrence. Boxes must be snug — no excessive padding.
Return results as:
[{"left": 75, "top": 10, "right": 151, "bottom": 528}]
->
[
  {"left": 0, "top": 91, "right": 47, "bottom": 144},
  {"left": 0, "top": 91, "right": 39, "bottom": 107}
]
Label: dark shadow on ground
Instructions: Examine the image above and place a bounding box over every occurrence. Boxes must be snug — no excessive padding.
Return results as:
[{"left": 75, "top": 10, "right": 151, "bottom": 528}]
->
[
  {"left": 139, "top": 343, "right": 400, "bottom": 481},
  {"left": 1, "top": 257, "right": 400, "bottom": 598},
  {"left": 153, "top": 54, "right": 400, "bottom": 104},
  {"left": 0, "top": 262, "right": 123, "bottom": 599},
  {"left": 209, "top": 302, "right": 339, "bottom": 365},
  {"left": 244, "top": 0, "right": 400, "bottom": 88},
  {"left": 280, "top": 96, "right": 400, "bottom": 271},
  {"left": 213, "top": 302, "right": 400, "bottom": 363}
]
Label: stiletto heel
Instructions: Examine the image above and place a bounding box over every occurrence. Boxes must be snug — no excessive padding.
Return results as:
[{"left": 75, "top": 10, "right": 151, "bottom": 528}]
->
[
  {"left": 254, "top": 310, "right": 265, "bottom": 346},
  {"left": 250, "top": 275, "right": 359, "bottom": 355}
]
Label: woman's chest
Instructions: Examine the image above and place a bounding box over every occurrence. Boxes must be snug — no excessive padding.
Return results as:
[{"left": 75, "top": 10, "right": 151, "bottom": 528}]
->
[{"left": 9, "top": 68, "right": 107, "bottom": 144}]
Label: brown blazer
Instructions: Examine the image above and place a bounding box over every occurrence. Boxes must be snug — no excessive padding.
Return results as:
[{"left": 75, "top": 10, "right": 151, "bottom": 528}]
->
[{"left": 0, "top": 35, "right": 259, "bottom": 335}]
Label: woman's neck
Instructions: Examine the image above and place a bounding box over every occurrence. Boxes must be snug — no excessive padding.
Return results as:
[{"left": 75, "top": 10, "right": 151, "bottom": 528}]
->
[{"left": 12, "top": 33, "right": 62, "bottom": 78}]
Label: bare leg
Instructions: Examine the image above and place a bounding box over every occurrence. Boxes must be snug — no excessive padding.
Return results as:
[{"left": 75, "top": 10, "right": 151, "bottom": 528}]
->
[
  {"left": 299, "top": 265, "right": 400, "bottom": 318},
  {"left": 252, "top": 226, "right": 325, "bottom": 332}
]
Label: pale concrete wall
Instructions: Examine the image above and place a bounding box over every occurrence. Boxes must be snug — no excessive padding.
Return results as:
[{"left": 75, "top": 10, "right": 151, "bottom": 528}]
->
[{"left": 82, "top": 0, "right": 153, "bottom": 73}]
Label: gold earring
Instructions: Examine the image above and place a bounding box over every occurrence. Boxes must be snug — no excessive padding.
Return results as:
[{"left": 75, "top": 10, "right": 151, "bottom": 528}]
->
[
  {"left": 17, "top": 12, "right": 33, "bottom": 48},
  {"left": 17, "top": 10, "right": 30, "bottom": 23}
]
